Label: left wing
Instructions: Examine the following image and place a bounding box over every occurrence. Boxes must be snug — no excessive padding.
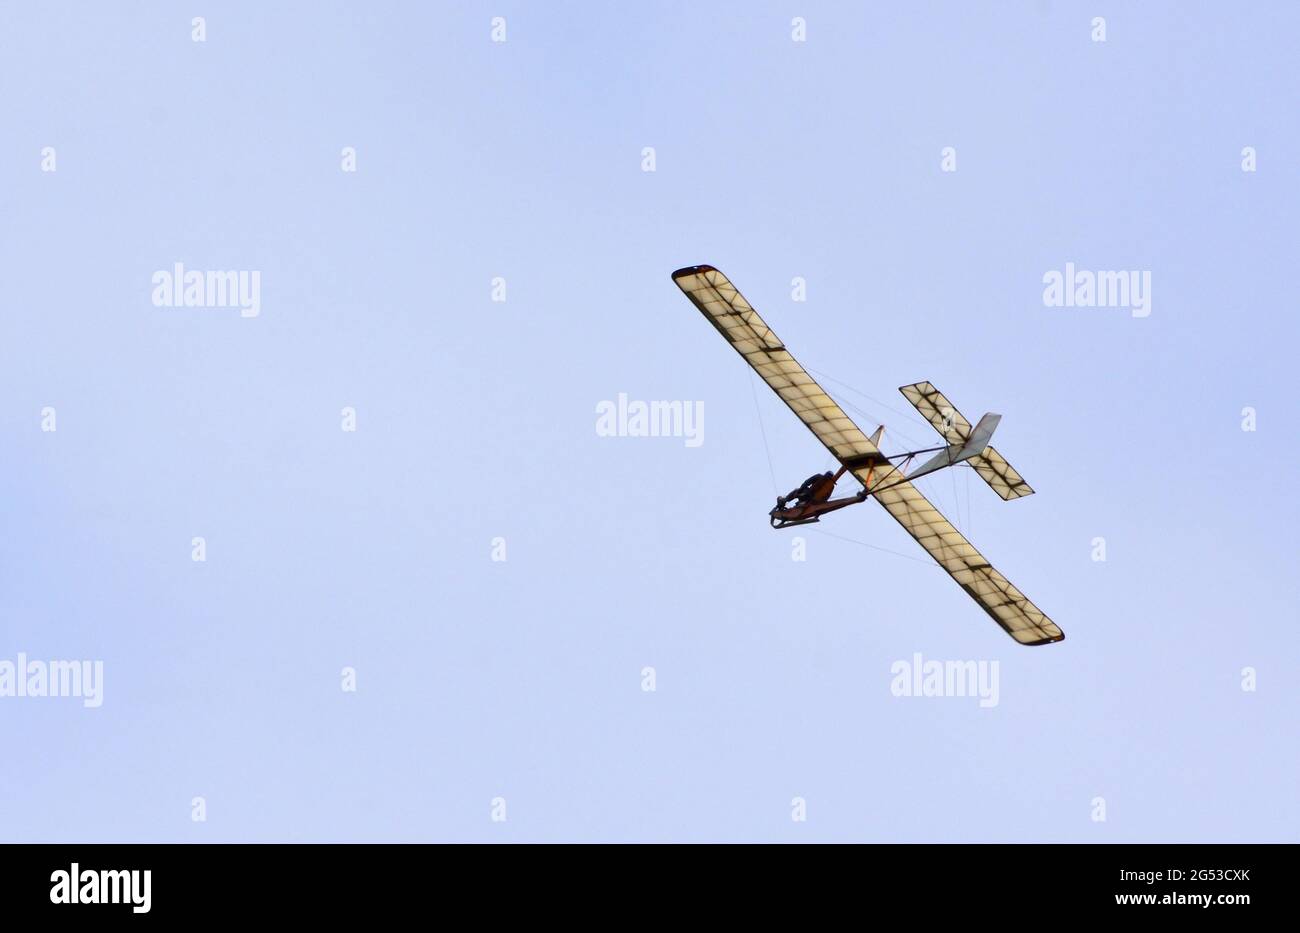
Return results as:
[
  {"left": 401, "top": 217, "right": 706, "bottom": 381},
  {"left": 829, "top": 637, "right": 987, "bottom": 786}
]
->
[{"left": 672, "top": 265, "right": 888, "bottom": 467}]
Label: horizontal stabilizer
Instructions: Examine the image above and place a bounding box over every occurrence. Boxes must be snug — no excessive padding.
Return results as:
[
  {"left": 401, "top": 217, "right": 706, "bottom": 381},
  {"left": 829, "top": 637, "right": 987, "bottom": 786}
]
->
[
  {"left": 968, "top": 447, "right": 1034, "bottom": 500},
  {"left": 900, "top": 382, "right": 1034, "bottom": 499}
]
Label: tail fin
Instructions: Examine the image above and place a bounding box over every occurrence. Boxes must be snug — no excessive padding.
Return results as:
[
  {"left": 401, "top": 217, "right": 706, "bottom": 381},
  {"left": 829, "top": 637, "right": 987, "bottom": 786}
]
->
[{"left": 962, "top": 413, "right": 1001, "bottom": 458}]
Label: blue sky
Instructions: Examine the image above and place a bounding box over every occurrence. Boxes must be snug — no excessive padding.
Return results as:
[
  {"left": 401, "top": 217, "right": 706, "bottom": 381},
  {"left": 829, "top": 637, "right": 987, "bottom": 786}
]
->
[{"left": 0, "top": 2, "right": 1296, "bottom": 841}]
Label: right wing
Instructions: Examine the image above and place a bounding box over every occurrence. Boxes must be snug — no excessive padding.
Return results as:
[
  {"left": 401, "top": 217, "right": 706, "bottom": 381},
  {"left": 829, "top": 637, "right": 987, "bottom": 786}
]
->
[
  {"left": 899, "top": 381, "right": 1034, "bottom": 500},
  {"left": 869, "top": 477, "right": 1064, "bottom": 644}
]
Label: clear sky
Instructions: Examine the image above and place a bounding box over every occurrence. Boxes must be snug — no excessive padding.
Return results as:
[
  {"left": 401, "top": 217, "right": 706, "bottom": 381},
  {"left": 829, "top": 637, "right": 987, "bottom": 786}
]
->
[{"left": 0, "top": 2, "right": 1295, "bottom": 842}]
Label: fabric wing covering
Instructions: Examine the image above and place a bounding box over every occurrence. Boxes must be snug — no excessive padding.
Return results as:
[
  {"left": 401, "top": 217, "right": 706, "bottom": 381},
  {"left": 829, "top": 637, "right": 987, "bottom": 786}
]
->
[
  {"left": 673, "top": 265, "right": 1063, "bottom": 645},
  {"left": 671, "top": 265, "right": 884, "bottom": 465},
  {"left": 868, "top": 482, "right": 1064, "bottom": 644}
]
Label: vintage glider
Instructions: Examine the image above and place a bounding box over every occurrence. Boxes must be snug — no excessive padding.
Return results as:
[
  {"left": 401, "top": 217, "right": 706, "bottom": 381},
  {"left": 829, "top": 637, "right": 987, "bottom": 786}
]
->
[{"left": 672, "top": 264, "right": 1064, "bottom": 645}]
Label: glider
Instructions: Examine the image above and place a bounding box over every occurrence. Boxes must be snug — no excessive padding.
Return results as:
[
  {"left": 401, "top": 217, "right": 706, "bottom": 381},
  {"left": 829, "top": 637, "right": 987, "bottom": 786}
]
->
[{"left": 672, "top": 264, "right": 1064, "bottom": 645}]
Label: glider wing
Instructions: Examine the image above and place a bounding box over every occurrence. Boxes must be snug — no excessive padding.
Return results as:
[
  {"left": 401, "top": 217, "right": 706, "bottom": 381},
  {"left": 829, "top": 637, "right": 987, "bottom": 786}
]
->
[
  {"left": 672, "top": 265, "right": 885, "bottom": 466},
  {"left": 869, "top": 477, "right": 1064, "bottom": 644}
]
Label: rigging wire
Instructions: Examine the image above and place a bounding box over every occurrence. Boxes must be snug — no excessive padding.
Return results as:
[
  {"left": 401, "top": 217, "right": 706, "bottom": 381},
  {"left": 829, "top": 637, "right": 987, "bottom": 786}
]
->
[
  {"left": 825, "top": 389, "right": 964, "bottom": 522},
  {"left": 745, "top": 367, "right": 952, "bottom": 570},
  {"left": 805, "top": 365, "right": 996, "bottom": 532},
  {"left": 950, "top": 455, "right": 962, "bottom": 532},
  {"left": 746, "top": 370, "right": 779, "bottom": 496},
  {"left": 805, "top": 366, "right": 934, "bottom": 434},
  {"left": 967, "top": 465, "right": 977, "bottom": 537},
  {"left": 744, "top": 362, "right": 984, "bottom": 565},
  {"left": 809, "top": 527, "right": 939, "bottom": 568},
  {"left": 828, "top": 392, "right": 929, "bottom": 454}
]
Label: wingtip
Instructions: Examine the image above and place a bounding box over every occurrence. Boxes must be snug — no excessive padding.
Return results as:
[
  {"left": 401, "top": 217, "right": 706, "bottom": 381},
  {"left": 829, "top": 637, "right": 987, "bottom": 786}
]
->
[
  {"left": 671, "top": 264, "right": 716, "bottom": 281},
  {"left": 1021, "top": 630, "right": 1065, "bottom": 646}
]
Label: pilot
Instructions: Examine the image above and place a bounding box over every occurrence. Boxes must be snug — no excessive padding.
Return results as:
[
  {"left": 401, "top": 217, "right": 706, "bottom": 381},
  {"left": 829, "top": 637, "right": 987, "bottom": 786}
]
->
[{"left": 778, "top": 471, "right": 833, "bottom": 508}]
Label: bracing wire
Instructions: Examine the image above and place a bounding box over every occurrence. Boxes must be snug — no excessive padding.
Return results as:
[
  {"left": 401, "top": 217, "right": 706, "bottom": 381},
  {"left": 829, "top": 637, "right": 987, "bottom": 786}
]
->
[
  {"left": 805, "top": 366, "right": 934, "bottom": 433},
  {"left": 950, "top": 457, "right": 962, "bottom": 532},
  {"left": 823, "top": 388, "right": 965, "bottom": 522},
  {"left": 746, "top": 370, "right": 779, "bottom": 496},
  {"left": 808, "top": 527, "right": 938, "bottom": 568}
]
